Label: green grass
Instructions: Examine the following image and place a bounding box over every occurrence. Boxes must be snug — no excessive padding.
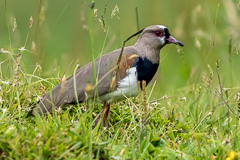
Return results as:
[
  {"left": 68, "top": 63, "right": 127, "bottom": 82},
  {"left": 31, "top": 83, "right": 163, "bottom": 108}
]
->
[
  {"left": 0, "top": 0, "right": 240, "bottom": 159},
  {"left": 0, "top": 61, "right": 239, "bottom": 159}
]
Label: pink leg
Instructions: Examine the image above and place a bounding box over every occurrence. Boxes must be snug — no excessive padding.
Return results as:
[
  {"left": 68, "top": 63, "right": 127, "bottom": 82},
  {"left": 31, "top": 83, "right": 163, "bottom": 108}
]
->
[
  {"left": 94, "top": 102, "right": 107, "bottom": 126},
  {"left": 103, "top": 103, "right": 110, "bottom": 128}
]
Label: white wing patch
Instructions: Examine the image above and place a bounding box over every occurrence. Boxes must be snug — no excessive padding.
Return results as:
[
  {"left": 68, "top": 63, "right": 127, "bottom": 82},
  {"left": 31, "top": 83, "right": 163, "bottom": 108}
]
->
[{"left": 99, "top": 67, "right": 138, "bottom": 103}]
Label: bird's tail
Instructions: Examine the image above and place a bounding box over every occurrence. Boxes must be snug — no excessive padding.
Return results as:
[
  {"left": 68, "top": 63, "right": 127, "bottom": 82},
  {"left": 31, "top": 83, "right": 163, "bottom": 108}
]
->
[{"left": 30, "top": 83, "right": 74, "bottom": 116}]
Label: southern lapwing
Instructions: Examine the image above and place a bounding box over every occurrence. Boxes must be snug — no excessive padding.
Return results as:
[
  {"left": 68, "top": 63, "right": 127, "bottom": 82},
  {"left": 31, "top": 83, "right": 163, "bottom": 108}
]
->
[{"left": 30, "top": 25, "right": 184, "bottom": 127}]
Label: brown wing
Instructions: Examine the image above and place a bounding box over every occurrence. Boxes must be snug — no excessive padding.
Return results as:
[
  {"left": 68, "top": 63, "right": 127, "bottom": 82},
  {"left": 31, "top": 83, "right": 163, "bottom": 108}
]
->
[{"left": 33, "top": 46, "right": 139, "bottom": 115}]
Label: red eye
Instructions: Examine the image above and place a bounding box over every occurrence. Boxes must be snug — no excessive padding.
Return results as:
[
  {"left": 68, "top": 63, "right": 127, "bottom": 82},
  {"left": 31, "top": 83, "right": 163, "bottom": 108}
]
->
[{"left": 155, "top": 31, "right": 163, "bottom": 37}]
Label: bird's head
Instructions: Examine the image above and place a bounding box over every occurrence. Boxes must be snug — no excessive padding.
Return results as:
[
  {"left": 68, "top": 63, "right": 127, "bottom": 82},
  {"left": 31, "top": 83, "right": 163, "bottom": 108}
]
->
[
  {"left": 133, "top": 25, "right": 184, "bottom": 63},
  {"left": 136, "top": 25, "right": 184, "bottom": 49}
]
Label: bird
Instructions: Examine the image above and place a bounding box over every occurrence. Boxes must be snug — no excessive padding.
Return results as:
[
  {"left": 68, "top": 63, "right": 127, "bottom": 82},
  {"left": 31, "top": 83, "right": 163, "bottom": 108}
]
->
[{"left": 30, "top": 25, "right": 184, "bottom": 127}]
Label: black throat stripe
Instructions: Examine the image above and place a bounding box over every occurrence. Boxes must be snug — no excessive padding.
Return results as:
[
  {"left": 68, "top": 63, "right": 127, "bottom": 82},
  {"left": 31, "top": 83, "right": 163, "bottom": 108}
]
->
[{"left": 132, "top": 58, "right": 159, "bottom": 87}]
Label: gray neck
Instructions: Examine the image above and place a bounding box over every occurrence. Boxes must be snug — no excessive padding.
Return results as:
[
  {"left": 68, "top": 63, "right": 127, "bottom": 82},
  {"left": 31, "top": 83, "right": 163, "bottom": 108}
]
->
[{"left": 133, "top": 39, "right": 161, "bottom": 64}]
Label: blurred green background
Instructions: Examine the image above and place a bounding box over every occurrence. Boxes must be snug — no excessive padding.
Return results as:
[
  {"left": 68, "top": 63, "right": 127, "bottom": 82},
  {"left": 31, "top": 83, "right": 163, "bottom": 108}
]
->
[{"left": 0, "top": 0, "right": 239, "bottom": 97}]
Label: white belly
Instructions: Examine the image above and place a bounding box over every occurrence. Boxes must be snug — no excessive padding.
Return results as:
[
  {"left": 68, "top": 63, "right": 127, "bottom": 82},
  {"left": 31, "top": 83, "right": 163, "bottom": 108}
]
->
[{"left": 99, "top": 67, "right": 138, "bottom": 103}]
